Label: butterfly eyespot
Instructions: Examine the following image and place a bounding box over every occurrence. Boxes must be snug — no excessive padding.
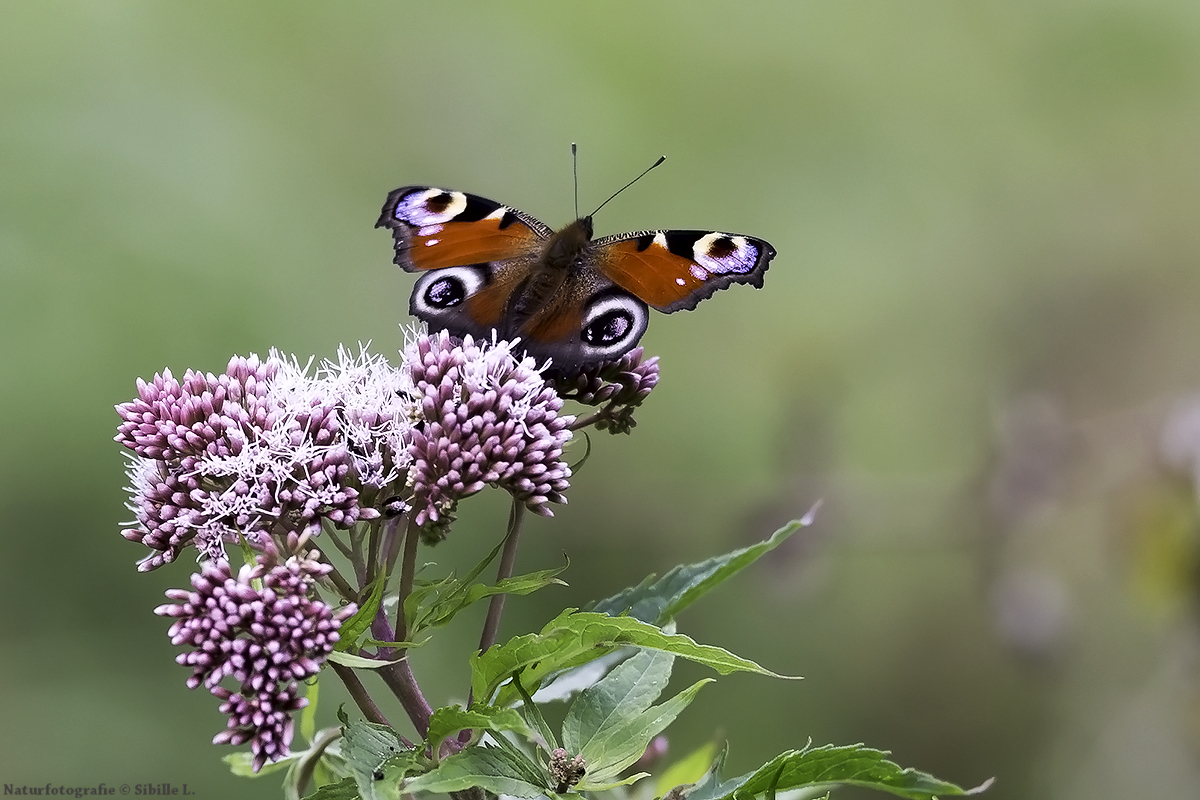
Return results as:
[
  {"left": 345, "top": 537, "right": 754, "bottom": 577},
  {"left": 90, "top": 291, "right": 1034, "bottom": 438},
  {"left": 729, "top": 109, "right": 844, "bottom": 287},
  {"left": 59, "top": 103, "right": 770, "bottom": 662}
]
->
[
  {"left": 425, "top": 276, "right": 467, "bottom": 308},
  {"left": 583, "top": 309, "right": 633, "bottom": 345},
  {"left": 579, "top": 293, "right": 648, "bottom": 359},
  {"left": 411, "top": 266, "right": 487, "bottom": 317}
]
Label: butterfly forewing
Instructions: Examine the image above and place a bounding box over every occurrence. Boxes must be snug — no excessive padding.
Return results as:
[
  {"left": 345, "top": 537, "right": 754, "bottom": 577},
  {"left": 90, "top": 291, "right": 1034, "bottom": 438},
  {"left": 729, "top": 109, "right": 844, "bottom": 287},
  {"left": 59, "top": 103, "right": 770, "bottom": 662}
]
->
[
  {"left": 376, "top": 186, "right": 550, "bottom": 272},
  {"left": 594, "top": 229, "right": 775, "bottom": 313}
]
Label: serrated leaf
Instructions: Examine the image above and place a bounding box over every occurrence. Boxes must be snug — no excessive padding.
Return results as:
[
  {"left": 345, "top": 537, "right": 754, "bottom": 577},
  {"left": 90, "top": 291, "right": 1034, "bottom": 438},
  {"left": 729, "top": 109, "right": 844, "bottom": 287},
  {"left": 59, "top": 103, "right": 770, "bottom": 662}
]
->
[
  {"left": 402, "top": 745, "right": 549, "bottom": 798},
  {"left": 300, "top": 776, "right": 360, "bottom": 800},
  {"left": 563, "top": 650, "right": 672, "bottom": 761},
  {"left": 336, "top": 568, "right": 387, "bottom": 652},
  {"left": 475, "top": 610, "right": 792, "bottom": 707},
  {"left": 655, "top": 741, "right": 718, "bottom": 797},
  {"left": 593, "top": 516, "right": 814, "bottom": 625},
  {"left": 413, "top": 567, "right": 567, "bottom": 635},
  {"left": 566, "top": 657, "right": 711, "bottom": 787},
  {"left": 685, "top": 745, "right": 992, "bottom": 800},
  {"left": 340, "top": 718, "right": 419, "bottom": 800},
  {"left": 403, "top": 536, "right": 507, "bottom": 633},
  {"left": 426, "top": 704, "right": 535, "bottom": 758},
  {"left": 530, "top": 648, "right": 633, "bottom": 704}
]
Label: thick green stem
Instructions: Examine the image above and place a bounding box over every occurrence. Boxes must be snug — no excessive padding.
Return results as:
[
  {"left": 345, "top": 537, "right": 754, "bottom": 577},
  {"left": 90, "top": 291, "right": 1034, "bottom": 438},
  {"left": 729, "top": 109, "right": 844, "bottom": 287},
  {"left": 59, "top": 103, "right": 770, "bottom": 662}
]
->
[
  {"left": 478, "top": 498, "right": 527, "bottom": 655},
  {"left": 395, "top": 517, "right": 421, "bottom": 642}
]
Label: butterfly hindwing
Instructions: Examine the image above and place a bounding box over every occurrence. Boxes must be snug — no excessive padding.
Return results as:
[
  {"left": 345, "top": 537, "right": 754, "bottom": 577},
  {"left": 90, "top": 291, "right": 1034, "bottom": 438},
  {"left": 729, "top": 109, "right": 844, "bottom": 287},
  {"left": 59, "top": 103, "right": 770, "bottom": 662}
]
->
[
  {"left": 376, "top": 186, "right": 551, "bottom": 272},
  {"left": 593, "top": 229, "right": 775, "bottom": 313},
  {"left": 515, "top": 271, "right": 649, "bottom": 370},
  {"left": 409, "top": 255, "right": 541, "bottom": 343}
]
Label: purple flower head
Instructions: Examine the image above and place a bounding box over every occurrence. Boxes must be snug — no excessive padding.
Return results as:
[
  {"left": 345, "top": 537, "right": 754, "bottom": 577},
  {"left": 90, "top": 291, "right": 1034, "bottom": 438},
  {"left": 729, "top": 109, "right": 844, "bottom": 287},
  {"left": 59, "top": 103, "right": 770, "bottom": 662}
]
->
[
  {"left": 551, "top": 347, "right": 660, "bottom": 435},
  {"left": 155, "top": 546, "right": 356, "bottom": 772},
  {"left": 116, "top": 349, "right": 413, "bottom": 570},
  {"left": 405, "top": 330, "right": 574, "bottom": 539}
]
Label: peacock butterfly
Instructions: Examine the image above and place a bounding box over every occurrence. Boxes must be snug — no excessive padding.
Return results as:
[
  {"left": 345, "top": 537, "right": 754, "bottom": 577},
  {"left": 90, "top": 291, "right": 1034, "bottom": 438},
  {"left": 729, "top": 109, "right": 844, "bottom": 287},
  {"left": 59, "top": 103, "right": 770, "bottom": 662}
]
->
[{"left": 376, "top": 158, "right": 775, "bottom": 374}]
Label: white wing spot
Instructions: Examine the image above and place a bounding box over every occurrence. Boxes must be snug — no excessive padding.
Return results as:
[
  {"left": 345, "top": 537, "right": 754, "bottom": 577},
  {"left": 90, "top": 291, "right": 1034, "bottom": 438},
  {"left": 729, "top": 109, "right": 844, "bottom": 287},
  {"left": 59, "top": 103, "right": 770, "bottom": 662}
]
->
[
  {"left": 425, "top": 239, "right": 440, "bottom": 247},
  {"left": 693, "top": 232, "right": 757, "bottom": 274},
  {"left": 676, "top": 277, "right": 687, "bottom": 286},
  {"left": 485, "top": 207, "right": 508, "bottom": 220},
  {"left": 653, "top": 231, "right": 670, "bottom": 250},
  {"left": 395, "top": 188, "right": 468, "bottom": 225},
  {"left": 418, "top": 224, "right": 444, "bottom": 237},
  {"left": 690, "top": 264, "right": 708, "bottom": 281}
]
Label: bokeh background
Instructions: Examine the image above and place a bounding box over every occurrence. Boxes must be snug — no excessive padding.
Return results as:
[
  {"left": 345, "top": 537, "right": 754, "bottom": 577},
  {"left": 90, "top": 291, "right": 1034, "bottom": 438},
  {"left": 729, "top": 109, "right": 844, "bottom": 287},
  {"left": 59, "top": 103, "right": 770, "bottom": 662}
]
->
[{"left": 4, "top": 2, "right": 1200, "bottom": 798}]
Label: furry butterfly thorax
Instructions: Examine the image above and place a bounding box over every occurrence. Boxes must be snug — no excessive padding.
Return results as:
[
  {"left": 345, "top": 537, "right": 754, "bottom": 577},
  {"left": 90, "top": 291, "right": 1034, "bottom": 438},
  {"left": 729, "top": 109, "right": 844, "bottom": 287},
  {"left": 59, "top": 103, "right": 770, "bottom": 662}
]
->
[{"left": 377, "top": 184, "right": 775, "bottom": 376}]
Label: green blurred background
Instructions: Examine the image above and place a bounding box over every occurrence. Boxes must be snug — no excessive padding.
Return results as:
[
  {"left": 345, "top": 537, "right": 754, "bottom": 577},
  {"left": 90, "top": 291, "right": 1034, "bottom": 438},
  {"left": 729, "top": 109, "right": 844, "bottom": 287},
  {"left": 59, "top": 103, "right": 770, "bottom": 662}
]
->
[{"left": 4, "top": 2, "right": 1200, "bottom": 798}]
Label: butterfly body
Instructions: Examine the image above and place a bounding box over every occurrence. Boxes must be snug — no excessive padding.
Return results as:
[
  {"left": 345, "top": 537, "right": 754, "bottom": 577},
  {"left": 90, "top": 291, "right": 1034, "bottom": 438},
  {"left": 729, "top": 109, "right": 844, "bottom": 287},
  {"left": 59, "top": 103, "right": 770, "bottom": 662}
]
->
[{"left": 377, "top": 185, "right": 775, "bottom": 373}]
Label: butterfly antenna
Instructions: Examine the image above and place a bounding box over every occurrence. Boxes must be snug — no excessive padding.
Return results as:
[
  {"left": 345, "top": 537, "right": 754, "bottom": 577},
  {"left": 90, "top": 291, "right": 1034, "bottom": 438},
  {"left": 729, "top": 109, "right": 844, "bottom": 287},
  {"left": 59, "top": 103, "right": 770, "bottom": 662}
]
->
[
  {"left": 572, "top": 143, "right": 580, "bottom": 220},
  {"left": 589, "top": 154, "right": 666, "bottom": 218}
]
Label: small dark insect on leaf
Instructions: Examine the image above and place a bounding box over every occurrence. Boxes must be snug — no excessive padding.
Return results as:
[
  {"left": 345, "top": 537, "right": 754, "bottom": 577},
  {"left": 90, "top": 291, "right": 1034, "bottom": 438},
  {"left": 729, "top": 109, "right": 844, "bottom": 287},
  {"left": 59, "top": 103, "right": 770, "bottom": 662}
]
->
[{"left": 373, "top": 770, "right": 384, "bottom": 781}]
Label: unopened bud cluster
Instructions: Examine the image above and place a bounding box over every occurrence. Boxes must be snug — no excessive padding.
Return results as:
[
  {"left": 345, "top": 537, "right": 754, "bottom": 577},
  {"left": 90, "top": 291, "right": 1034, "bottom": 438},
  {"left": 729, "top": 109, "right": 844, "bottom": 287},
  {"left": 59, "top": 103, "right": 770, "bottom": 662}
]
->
[{"left": 155, "top": 547, "right": 355, "bottom": 771}]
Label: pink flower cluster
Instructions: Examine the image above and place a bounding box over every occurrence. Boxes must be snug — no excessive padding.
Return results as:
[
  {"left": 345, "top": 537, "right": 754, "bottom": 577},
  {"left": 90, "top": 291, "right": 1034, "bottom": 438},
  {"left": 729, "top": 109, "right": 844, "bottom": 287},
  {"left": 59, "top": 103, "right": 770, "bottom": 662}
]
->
[{"left": 155, "top": 549, "right": 355, "bottom": 772}]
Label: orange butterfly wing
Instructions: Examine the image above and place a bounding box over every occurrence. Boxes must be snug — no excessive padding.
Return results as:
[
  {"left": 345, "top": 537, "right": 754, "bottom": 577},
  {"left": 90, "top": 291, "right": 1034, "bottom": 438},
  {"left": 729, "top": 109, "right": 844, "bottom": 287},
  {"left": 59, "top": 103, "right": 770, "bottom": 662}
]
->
[
  {"left": 376, "top": 186, "right": 550, "bottom": 271},
  {"left": 594, "top": 230, "right": 775, "bottom": 313}
]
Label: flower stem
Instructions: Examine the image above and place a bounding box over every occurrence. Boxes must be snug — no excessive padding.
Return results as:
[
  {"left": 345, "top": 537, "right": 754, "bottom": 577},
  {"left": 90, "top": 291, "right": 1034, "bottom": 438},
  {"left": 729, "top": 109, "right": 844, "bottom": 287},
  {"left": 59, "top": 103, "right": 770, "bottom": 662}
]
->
[
  {"left": 381, "top": 510, "right": 407, "bottom": 582},
  {"left": 329, "top": 661, "right": 403, "bottom": 737},
  {"left": 365, "top": 520, "right": 381, "bottom": 587},
  {"left": 569, "top": 409, "right": 606, "bottom": 430},
  {"left": 349, "top": 524, "right": 368, "bottom": 587},
  {"left": 395, "top": 517, "right": 421, "bottom": 642},
  {"left": 378, "top": 656, "right": 433, "bottom": 736},
  {"left": 477, "top": 498, "right": 527, "bottom": 655},
  {"left": 312, "top": 551, "right": 357, "bottom": 603},
  {"left": 364, "top": 606, "right": 433, "bottom": 736},
  {"left": 322, "top": 523, "right": 356, "bottom": 562}
]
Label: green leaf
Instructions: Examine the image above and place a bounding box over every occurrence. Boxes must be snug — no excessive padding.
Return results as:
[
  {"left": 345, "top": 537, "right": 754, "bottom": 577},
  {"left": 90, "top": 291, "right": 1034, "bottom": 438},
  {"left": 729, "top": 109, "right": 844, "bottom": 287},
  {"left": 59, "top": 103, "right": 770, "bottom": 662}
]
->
[
  {"left": 412, "top": 566, "right": 567, "bottom": 635},
  {"left": 561, "top": 650, "right": 712, "bottom": 787},
  {"left": 335, "top": 568, "right": 387, "bottom": 652},
  {"left": 685, "top": 744, "right": 993, "bottom": 800},
  {"left": 284, "top": 728, "right": 346, "bottom": 800},
  {"left": 403, "top": 536, "right": 506, "bottom": 633},
  {"left": 301, "top": 679, "right": 319, "bottom": 744},
  {"left": 223, "top": 751, "right": 297, "bottom": 778},
  {"left": 425, "top": 704, "right": 535, "bottom": 758},
  {"left": 529, "top": 648, "right": 632, "bottom": 704},
  {"left": 654, "top": 741, "right": 718, "bottom": 797},
  {"left": 592, "top": 515, "right": 815, "bottom": 625},
  {"left": 511, "top": 672, "right": 560, "bottom": 751},
  {"left": 475, "top": 610, "right": 792, "bottom": 707},
  {"left": 577, "top": 772, "right": 651, "bottom": 792},
  {"left": 338, "top": 716, "right": 420, "bottom": 800},
  {"left": 325, "top": 651, "right": 403, "bottom": 670},
  {"left": 300, "top": 776, "right": 360, "bottom": 800},
  {"left": 402, "top": 745, "right": 549, "bottom": 798},
  {"left": 362, "top": 637, "right": 430, "bottom": 649}
]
